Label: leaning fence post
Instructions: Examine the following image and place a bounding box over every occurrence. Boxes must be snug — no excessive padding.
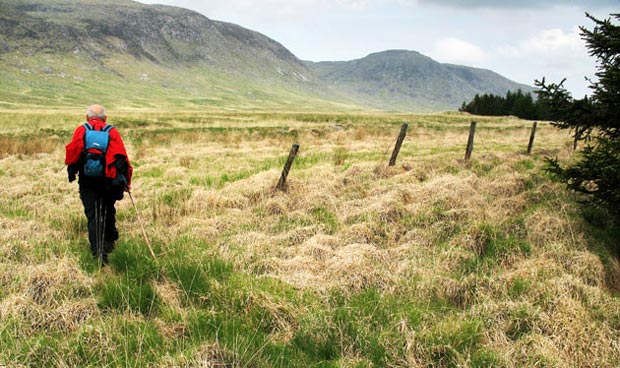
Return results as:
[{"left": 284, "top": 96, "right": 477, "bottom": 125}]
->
[
  {"left": 276, "top": 144, "right": 299, "bottom": 191},
  {"left": 527, "top": 121, "right": 538, "bottom": 155},
  {"left": 389, "top": 123, "right": 409, "bottom": 166},
  {"left": 464, "top": 121, "right": 476, "bottom": 160}
]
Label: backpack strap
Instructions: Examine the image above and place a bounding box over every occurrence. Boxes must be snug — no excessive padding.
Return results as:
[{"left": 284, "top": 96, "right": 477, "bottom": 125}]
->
[
  {"left": 83, "top": 123, "right": 113, "bottom": 132},
  {"left": 82, "top": 123, "right": 91, "bottom": 151},
  {"left": 102, "top": 125, "right": 112, "bottom": 153}
]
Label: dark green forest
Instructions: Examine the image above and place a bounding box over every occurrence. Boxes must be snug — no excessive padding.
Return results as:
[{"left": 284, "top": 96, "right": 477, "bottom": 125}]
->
[{"left": 460, "top": 89, "right": 552, "bottom": 120}]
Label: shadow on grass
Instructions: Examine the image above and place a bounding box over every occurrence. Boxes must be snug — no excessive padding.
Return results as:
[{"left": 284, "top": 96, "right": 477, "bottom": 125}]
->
[{"left": 580, "top": 205, "right": 620, "bottom": 294}]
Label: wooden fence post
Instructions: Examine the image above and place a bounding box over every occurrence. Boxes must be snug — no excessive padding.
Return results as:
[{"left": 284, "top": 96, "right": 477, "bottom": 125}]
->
[
  {"left": 464, "top": 121, "right": 476, "bottom": 160},
  {"left": 276, "top": 144, "right": 299, "bottom": 191},
  {"left": 389, "top": 123, "right": 409, "bottom": 166},
  {"left": 527, "top": 121, "right": 538, "bottom": 155}
]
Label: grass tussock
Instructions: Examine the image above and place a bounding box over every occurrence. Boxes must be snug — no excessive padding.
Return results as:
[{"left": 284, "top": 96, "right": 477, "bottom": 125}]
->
[
  {"left": 0, "top": 258, "right": 97, "bottom": 336},
  {"left": 1, "top": 110, "right": 619, "bottom": 367},
  {"left": 0, "top": 135, "right": 61, "bottom": 157}
]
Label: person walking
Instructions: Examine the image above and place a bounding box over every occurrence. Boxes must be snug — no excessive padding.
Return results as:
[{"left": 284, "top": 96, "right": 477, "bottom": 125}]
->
[{"left": 65, "top": 105, "right": 132, "bottom": 265}]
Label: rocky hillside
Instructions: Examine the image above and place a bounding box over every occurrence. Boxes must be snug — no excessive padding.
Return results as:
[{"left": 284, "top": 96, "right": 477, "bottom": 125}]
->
[
  {"left": 306, "top": 50, "right": 534, "bottom": 111},
  {"left": 1, "top": 0, "right": 312, "bottom": 78},
  {"left": 0, "top": 0, "right": 337, "bottom": 109},
  {"left": 0, "top": 0, "right": 533, "bottom": 111}
]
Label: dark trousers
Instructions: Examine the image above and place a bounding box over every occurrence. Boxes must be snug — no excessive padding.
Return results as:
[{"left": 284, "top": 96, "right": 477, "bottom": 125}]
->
[{"left": 79, "top": 181, "right": 119, "bottom": 261}]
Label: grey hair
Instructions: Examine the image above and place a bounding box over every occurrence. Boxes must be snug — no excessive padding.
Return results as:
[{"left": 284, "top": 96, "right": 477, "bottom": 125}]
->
[{"left": 86, "top": 105, "right": 106, "bottom": 120}]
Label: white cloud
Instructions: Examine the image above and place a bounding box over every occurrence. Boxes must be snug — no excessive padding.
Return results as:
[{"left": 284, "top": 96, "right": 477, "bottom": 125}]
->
[
  {"left": 517, "top": 27, "right": 586, "bottom": 59},
  {"left": 425, "top": 28, "right": 594, "bottom": 95},
  {"left": 500, "top": 27, "right": 591, "bottom": 70},
  {"left": 430, "top": 38, "right": 488, "bottom": 64},
  {"left": 225, "top": 0, "right": 330, "bottom": 19},
  {"left": 338, "top": 0, "right": 371, "bottom": 11},
  {"left": 139, "top": 0, "right": 332, "bottom": 21},
  {"left": 494, "top": 27, "right": 588, "bottom": 63},
  {"left": 495, "top": 45, "right": 520, "bottom": 58},
  {"left": 489, "top": 27, "right": 594, "bottom": 95},
  {"left": 397, "top": 0, "right": 616, "bottom": 9},
  {"left": 140, "top": 0, "right": 373, "bottom": 21}
]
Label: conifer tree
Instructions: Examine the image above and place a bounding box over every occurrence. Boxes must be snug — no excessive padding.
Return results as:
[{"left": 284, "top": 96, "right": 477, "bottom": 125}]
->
[
  {"left": 460, "top": 89, "right": 544, "bottom": 119},
  {"left": 536, "top": 13, "right": 620, "bottom": 219}
]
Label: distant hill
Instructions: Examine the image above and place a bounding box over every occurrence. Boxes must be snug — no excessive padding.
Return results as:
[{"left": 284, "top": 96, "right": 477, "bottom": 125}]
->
[
  {"left": 0, "top": 0, "right": 343, "bottom": 110},
  {"left": 305, "top": 50, "right": 535, "bottom": 111},
  {"left": 0, "top": 1, "right": 533, "bottom": 111}
]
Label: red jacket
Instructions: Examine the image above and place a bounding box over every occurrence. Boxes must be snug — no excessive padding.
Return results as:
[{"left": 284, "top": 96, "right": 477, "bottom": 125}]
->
[{"left": 65, "top": 117, "right": 133, "bottom": 187}]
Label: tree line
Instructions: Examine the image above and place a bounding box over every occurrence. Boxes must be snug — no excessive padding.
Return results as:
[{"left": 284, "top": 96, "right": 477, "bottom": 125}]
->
[{"left": 459, "top": 89, "right": 552, "bottom": 120}]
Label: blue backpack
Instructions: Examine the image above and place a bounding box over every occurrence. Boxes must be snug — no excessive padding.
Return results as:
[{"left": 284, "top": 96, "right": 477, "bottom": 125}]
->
[{"left": 82, "top": 123, "right": 113, "bottom": 177}]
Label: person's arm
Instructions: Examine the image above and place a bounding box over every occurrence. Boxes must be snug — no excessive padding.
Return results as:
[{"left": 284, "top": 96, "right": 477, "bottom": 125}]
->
[
  {"left": 65, "top": 125, "right": 85, "bottom": 182},
  {"left": 65, "top": 125, "right": 85, "bottom": 165},
  {"left": 105, "top": 128, "right": 133, "bottom": 189}
]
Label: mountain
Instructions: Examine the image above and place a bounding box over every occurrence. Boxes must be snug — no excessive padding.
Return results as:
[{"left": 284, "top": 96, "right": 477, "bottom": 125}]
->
[
  {"left": 0, "top": 0, "right": 533, "bottom": 111},
  {"left": 0, "top": 0, "right": 345, "bottom": 110},
  {"left": 305, "top": 50, "right": 534, "bottom": 111}
]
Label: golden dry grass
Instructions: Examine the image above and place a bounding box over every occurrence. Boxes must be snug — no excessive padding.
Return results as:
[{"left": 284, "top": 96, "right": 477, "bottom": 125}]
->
[{"left": 0, "top": 110, "right": 619, "bottom": 367}]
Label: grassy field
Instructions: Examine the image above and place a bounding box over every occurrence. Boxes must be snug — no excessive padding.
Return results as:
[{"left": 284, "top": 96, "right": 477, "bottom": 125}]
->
[{"left": 0, "top": 110, "right": 619, "bottom": 367}]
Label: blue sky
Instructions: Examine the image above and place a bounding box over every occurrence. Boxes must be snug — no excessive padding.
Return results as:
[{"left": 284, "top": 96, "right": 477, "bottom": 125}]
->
[{"left": 137, "top": 0, "right": 618, "bottom": 97}]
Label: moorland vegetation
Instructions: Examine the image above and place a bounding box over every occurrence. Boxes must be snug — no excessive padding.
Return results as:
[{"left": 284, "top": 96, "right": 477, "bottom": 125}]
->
[{"left": 1, "top": 110, "right": 619, "bottom": 367}]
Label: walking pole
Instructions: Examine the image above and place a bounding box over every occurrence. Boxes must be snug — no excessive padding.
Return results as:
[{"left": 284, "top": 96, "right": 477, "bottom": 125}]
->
[
  {"left": 102, "top": 203, "right": 107, "bottom": 264},
  {"left": 127, "top": 190, "right": 158, "bottom": 264},
  {"left": 95, "top": 198, "right": 102, "bottom": 266}
]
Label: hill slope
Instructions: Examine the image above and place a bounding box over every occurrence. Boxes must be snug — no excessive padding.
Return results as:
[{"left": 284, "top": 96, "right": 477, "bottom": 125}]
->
[
  {"left": 306, "top": 50, "right": 534, "bottom": 111},
  {"left": 0, "top": 0, "right": 347, "bottom": 110},
  {"left": 0, "top": 1, "right": 533, "bottom": 111}
]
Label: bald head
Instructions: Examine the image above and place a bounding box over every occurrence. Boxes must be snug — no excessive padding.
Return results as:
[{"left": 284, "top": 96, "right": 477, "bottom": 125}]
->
[{"left": 86, "top": 104, "right": 107, "bottom": 121}]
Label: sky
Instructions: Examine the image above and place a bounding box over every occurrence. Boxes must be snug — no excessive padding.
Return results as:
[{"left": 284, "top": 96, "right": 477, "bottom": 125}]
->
[{"left": 137, "top": 0, "right": 619, "bottom": 97}]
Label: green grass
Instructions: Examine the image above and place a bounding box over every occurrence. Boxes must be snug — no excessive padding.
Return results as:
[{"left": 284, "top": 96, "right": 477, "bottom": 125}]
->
[
  {"left": 459, "top": 223, "right": 532, "bottom": 274},
  {"left": 164, "top": 238, "right": 233, "bottom": 306},
  {"left": 422, "top": 318, "right": 485, "bottom": 366},
  {"left": 506, "top": 305, "right": 535, "bottom": 341},
  {"left": 189, "top": 156, "right": 284, "bottom": 188},
  {"left": 0, "top": 50, "right": 361, "bottom": 112},
  {"left": 311, "top": 206, "right": 340, "bottom": 234},
  {"left": 0, "top": 202, "right": 30, "bottom": 219},
  {"left": 509, "top": 277, "right": 532, "bottom": 299},
  {"left": 1, "top": 110, "right": 618, "bottom": 367},
  {"left": 98, "top": 275, "right": 160, "bottom": 315}
]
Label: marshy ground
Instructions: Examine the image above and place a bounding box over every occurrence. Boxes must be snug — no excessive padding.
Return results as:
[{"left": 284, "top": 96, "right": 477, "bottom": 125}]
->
[{"left": 1, "top": 110, "right": 619, "bottom": 367}]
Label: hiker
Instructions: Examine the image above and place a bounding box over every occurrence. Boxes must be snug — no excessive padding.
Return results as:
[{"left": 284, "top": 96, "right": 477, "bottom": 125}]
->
[{"left": 65, "top": 105, "right": 133, "bottom": 265}]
